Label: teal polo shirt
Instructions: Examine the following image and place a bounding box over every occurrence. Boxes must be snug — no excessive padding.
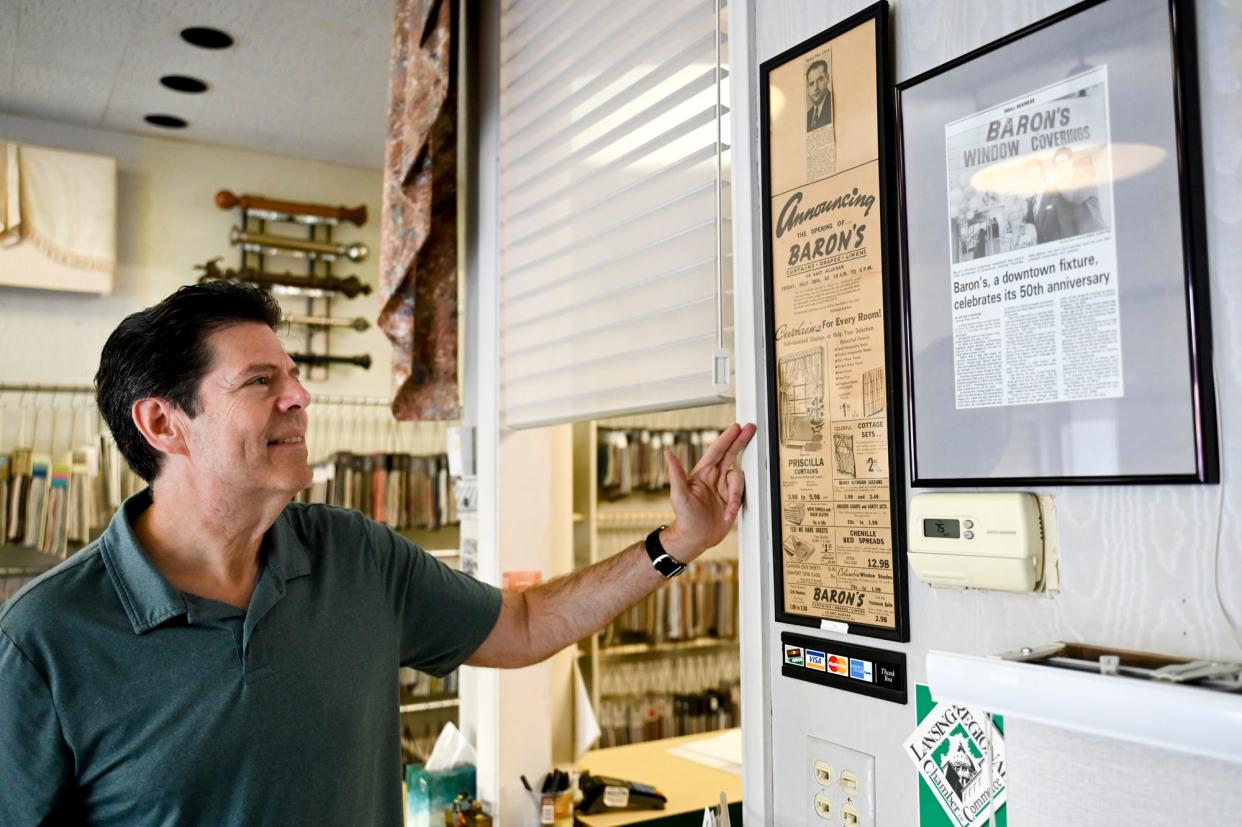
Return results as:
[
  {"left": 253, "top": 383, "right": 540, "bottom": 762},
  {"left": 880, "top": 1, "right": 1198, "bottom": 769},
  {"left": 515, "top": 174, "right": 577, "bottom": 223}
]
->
[{"left": 0, "top": 490, "right": 502, "bottom": 825}]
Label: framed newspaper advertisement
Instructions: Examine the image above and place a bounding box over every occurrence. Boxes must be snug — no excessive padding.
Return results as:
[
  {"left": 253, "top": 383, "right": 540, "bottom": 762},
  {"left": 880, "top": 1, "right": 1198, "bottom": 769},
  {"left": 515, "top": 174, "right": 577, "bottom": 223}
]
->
[
  {"left": 760, "top": 2, "right": 910, "bottom": 642},
  {"left": 896, "top": 0, "right": 1217, "bottom": 486}
]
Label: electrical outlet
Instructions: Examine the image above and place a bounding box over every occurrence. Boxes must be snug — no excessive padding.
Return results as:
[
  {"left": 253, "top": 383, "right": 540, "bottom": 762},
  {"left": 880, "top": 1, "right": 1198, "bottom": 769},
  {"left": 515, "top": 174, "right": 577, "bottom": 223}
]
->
[
  {"left": 814, "top": 760, "right": 833, "bottom": 786},
  {"left": 840, "top": 769, "right": 859, "bottom": 795},
  {"left": 806, "top": 736, "right": 876, "bottom": 827}
]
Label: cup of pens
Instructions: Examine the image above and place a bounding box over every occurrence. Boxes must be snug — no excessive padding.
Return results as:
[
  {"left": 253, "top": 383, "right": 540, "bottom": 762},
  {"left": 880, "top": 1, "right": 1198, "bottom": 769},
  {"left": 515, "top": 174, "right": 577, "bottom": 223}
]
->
[{"left": 524, "top": 771, "right": 572, "bottom": 826}]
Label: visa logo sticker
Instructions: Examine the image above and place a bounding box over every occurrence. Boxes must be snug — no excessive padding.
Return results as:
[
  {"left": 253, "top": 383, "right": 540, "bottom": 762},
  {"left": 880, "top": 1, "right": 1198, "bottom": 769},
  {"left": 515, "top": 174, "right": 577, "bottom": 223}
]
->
[
  {"left": 805, "top": 650, "right": 827, "bottom": 671},
  {"left": 849, "top": 658, "right": 874, "bottom": 681},
  {"left": 827, "top": 655, "right": 850, "bottom": 675},
  {"left": 784, "top": 645, "right": 804, "bottom": 666}
]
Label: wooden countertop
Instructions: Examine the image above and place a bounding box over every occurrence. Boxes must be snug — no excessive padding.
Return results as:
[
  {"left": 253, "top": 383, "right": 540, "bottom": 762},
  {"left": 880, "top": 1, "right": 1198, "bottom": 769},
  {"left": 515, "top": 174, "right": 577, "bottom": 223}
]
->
[{"left": 574, "top": 730, "right": 742, "bottom": 827}]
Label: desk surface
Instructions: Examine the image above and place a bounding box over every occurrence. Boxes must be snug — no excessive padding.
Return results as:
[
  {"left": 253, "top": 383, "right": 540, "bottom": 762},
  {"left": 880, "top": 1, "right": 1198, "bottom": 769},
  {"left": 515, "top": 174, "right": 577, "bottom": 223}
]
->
[{"left": 574, "top": 730, "right": 742, "bottom": 827}]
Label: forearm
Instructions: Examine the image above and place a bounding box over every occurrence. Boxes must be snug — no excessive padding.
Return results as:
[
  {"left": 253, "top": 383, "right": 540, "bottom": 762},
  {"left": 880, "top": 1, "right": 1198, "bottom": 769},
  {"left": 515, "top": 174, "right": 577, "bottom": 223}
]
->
[{"left": 467, "top": 541, "right": 665, "bottom": 668}]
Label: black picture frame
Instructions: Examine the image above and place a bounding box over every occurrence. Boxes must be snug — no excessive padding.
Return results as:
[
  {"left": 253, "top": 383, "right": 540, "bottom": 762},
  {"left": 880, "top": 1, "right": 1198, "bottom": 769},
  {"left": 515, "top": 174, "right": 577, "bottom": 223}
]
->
[
  {"left": 895, "top": 0, "right": 1217, "bottom": 487},
  {"left": 760, "top": 2, "right": 909, "bottom": 642}
]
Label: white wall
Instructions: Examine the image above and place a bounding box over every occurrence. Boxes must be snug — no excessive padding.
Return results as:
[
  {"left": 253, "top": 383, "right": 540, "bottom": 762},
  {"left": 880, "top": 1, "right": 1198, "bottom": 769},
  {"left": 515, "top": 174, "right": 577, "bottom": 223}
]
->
[
  {"left": 734, "top": 0, "right": 1242, "bottom": 824},
  {"left": 0, "top": 113, "right": 388, "bottom": 399}
]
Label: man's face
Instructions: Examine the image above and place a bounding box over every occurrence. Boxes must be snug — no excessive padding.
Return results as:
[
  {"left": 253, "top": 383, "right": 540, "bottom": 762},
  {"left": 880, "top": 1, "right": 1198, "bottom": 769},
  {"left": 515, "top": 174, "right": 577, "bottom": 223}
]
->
[
  {"left": 177, "top": 322, "right": 312, "bottom": 498},
  {"left": 807, "top": 65, "right": 828, "bottom": 107}
]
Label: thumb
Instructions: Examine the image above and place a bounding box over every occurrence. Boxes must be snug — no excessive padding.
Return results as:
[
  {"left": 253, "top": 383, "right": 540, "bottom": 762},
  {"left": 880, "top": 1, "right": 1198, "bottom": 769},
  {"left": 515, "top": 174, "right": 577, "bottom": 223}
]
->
[{"left": 665, "top": 449, "right": 688, "bottom": 499}]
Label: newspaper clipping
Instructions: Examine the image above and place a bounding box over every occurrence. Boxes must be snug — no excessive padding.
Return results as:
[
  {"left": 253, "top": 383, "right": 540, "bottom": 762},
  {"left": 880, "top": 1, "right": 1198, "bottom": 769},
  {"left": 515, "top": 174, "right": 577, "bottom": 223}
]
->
[
  {"left": 768, "top": 16, "right": 895, "bottom": 633},
  {"left": 945, "top": 66, "right": 1121, "bottom": 410}
]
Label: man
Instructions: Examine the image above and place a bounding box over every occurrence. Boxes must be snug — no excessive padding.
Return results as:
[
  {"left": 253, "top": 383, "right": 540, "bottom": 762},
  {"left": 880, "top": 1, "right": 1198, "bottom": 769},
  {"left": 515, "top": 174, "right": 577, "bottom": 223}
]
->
[
  {"left": 0, "top": 282, "right": 755, "bottom": 825},
  {"left": 1023, "top": 158, "right": 1065, "bottom": 245},
  {"left": 1049, "top": 146, "right": 1105, "bottom": 236},
  {"left": 806, "top": 59, "right": 833, "bottom": 131}
]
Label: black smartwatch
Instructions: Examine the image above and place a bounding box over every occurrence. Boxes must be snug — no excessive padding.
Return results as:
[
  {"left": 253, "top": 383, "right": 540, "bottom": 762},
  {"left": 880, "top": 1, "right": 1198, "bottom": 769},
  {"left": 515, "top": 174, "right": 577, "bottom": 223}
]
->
[{"left": 644, "top": 525, "right": 687, "bottom": 579}]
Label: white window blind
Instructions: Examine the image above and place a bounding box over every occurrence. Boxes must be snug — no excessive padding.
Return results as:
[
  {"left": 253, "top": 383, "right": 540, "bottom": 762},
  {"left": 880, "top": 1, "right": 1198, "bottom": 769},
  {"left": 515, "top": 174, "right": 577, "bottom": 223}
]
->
[{"left": 498, "top": 0, "right": 732, "bottom": 429}]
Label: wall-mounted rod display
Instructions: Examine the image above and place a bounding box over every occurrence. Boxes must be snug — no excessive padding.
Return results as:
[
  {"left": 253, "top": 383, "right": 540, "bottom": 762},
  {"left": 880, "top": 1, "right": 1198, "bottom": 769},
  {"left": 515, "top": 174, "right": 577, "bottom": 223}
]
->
[
  {"left": 196, "top": 258, "right": 372, "bottom": 299},
  {"left": 216, "top": 189, "right": 368, "bottom": 226},
  {"left": 230, "top": 226, "right": 369, "bottom": 262},
  {"left": 290, "top": 352, "right": 372, "bottom": 370},
  {"left": 284, "top": 313, "right": 371, "bottom": 332}
]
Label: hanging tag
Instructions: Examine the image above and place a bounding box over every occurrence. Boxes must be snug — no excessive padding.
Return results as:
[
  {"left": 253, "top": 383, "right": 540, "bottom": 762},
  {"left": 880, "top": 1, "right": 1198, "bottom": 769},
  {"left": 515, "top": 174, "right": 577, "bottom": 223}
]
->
[{"left": 712, "top": 348, "right": 732, "bottom": 393}]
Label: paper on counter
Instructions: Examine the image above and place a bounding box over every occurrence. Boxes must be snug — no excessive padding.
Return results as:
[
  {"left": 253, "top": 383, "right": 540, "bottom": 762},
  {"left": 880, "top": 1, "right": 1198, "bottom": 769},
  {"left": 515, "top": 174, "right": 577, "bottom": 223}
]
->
[{"left": 668, "top": 729, "right": 743, "bottom": 776}]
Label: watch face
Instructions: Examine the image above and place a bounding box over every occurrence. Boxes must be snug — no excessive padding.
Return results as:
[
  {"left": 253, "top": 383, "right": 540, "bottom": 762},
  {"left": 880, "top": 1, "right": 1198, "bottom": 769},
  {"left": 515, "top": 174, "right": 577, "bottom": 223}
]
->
[{"left": 653, "top": 555, "right": 685, "bottom": 578}]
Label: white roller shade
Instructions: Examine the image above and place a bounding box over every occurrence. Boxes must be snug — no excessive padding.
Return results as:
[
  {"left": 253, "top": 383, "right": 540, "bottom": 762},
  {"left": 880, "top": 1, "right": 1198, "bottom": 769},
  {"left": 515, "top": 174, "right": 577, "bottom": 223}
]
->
[{"left": 498, "top": 0, "right": 733, "bottom": 429}]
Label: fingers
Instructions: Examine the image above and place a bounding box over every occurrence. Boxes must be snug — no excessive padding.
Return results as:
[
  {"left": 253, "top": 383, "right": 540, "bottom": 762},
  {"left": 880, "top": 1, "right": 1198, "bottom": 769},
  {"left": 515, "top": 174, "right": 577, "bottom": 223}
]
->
[
  {"left": 719, "top": 423, "right": 757, "bottom": 470},
  {"left": 665, "top": 449, "right": 688, "bottom": 500},
  {"left": 723, "top": 467, "right": 746, "bottom": 522},
  {"left": 691, "top": 422, "right": 744, "bottom": 476}
]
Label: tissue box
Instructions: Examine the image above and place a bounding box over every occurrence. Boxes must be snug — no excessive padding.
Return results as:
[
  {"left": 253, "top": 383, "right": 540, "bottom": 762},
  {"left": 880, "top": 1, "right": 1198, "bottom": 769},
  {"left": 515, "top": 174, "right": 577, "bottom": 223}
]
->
[{"left": 405, "top": 763, "right": 476, "bottom": 827}]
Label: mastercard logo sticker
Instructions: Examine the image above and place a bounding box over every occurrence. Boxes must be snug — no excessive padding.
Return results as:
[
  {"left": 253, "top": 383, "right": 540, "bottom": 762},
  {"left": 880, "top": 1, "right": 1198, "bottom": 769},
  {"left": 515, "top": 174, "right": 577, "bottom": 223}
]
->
[{"left": 827, "top": 655, "right": 849, "bottom": 675}]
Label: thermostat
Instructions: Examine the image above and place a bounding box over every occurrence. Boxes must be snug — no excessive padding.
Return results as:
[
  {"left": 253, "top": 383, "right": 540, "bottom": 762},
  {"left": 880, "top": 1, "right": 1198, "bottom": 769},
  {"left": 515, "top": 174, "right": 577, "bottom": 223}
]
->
[{"left": 907, "top": 492, "right": 1044, "bottom": 592}]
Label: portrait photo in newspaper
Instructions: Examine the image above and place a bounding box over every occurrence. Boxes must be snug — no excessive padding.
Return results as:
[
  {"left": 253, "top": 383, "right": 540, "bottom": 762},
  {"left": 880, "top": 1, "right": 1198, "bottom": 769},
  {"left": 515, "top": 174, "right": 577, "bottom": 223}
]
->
[{"left": 804, "top": 45, "right": 838, "bottom": 182}]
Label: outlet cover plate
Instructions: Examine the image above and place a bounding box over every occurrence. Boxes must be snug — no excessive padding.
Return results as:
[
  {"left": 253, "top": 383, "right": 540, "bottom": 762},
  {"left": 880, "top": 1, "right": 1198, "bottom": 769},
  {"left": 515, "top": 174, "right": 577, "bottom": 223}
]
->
[{"left": 806, "top": 736, "right": 876, "bottom": 827}]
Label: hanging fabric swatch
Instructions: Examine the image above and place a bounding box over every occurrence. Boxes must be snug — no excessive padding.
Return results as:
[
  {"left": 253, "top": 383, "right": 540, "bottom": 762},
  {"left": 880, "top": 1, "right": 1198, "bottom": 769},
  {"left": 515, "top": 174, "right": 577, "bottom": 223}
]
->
[{"left": 378, "top": 0, "right": 460, "bottom": 420}]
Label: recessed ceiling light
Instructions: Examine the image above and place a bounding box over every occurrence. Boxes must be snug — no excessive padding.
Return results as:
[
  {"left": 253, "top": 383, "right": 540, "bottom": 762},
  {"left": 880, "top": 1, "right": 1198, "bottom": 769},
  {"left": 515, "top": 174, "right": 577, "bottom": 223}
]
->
[
  {"left": 160, "top": 74, "right": 209, "bottom": 94},
  {"left": 180, "top": 26, "right": 234, "bottom": 50},
  {"left": 144, "top": 114, "right": 188, "bottom": 129}
]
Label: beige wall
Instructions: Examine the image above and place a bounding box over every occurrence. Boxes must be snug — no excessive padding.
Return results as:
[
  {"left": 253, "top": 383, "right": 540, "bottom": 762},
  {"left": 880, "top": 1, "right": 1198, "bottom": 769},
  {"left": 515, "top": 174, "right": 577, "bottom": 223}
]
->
[{"left": 0, "top": 112, "right": 388, "bottom": 399}]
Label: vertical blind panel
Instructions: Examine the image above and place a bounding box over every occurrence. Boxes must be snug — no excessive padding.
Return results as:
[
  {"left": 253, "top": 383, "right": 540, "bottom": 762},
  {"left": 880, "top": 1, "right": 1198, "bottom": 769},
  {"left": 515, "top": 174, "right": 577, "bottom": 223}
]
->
[{"left": 499, "top": 0, "right": 732, "bottom": 429}]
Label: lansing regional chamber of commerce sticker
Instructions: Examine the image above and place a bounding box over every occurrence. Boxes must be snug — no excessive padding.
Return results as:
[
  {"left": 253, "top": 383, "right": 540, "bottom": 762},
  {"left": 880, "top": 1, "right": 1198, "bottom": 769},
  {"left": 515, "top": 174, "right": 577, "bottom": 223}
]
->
[{"left": 904, "top": 685, "right": 1007, "bottom": 827}]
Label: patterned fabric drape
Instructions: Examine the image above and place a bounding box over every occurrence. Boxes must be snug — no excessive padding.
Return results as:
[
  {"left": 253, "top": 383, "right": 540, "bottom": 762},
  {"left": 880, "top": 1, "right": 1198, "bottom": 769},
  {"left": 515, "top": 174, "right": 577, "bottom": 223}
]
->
[{"left": 379, "top": 0, "right": 460, "bottom": 420}]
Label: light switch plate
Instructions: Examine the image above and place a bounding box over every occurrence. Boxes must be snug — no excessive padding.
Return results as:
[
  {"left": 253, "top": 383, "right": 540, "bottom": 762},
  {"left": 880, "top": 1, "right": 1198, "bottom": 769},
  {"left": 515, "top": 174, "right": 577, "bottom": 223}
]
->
[{"left": 806, "top": 736, "right": 876, "bottom": 827}]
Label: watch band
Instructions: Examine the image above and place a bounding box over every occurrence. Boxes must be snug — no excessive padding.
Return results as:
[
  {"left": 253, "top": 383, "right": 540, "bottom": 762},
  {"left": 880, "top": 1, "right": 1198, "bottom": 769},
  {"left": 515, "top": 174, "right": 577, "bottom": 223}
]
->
[{"left": 644, "top": 525, "right": 686, "bottom": 579}]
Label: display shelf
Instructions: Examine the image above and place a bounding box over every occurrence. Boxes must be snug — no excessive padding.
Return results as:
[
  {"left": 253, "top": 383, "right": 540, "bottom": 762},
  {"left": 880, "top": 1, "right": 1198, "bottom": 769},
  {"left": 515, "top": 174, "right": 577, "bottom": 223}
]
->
[
  {"left": 398, "top": 697, "right": 459, "bottom": 714},
  {"left": 399, "top": 524, "right": 460, "bottom": 556},
  {"left": 927, "top": 649, "right": 1242, "bottom": 765},
  {"left": 585, "top": 638, "right": 739, "bottom": 659},
  {"left": 0, "top": 544, "right": 66, "bottom": 575},
  {"left": 574, "top": 405, "right": 741, "bottom": 734}
]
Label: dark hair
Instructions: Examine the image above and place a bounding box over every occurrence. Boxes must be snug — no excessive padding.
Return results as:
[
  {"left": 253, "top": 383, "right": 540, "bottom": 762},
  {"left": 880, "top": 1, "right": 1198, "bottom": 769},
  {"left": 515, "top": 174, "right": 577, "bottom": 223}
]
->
[
  {"left": 94, "top": 280, "right": 283, "bottom": 482},
  {"left": 1053, "top": 146, "right": 1074, "bottom": 164},
  {"left": 806, "top": 60, "right": 829, "bottom": 80}
]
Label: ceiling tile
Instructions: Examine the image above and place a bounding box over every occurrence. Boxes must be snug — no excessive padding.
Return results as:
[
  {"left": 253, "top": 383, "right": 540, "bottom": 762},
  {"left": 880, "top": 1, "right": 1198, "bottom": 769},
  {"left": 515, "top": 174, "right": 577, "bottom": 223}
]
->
[
  {"left": 2, "top": 0, "right": 395, "bottom": 169},
  {"left": 15, "top": 0, "right": 138, "bottom": 74},
  {"left": 0, "top": 4, "right": 17, "bottom": 103},
  {"left": 102, "top": 80, "right": 211, "bottom": 129},
  {"left": 135, "top": 0, "right": 265, "bottom": 39},
  {"left": 8, "top": 63, "right": 112, "bottom": 125}
]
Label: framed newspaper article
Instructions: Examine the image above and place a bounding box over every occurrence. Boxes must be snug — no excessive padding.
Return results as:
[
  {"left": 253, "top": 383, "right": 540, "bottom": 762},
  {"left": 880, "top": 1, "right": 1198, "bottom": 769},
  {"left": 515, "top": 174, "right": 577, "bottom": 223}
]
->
[
  {"left": 896, "top": 0, "right": 1217, "bottom": 486},
  {"left": 760, "top": 2, "right": 910, "bottom": 642}
]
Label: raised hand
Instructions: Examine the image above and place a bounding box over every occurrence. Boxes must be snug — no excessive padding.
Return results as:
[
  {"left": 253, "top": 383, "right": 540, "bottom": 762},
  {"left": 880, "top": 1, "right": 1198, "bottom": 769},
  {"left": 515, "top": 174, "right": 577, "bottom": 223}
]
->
[{"left": 660, "top": 422, "right": 757, "bottom": 562}]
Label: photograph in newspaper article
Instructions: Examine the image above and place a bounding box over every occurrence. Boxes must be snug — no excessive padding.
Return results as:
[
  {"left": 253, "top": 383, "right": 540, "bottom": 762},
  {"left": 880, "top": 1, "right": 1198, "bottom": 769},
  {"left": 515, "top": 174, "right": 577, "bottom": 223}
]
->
[
  {"left": 804, "top": 45, "right": 837, "bottom": 182},
  {"left": 943, "top": 66, "right": 1120, "bottom": 411}
]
